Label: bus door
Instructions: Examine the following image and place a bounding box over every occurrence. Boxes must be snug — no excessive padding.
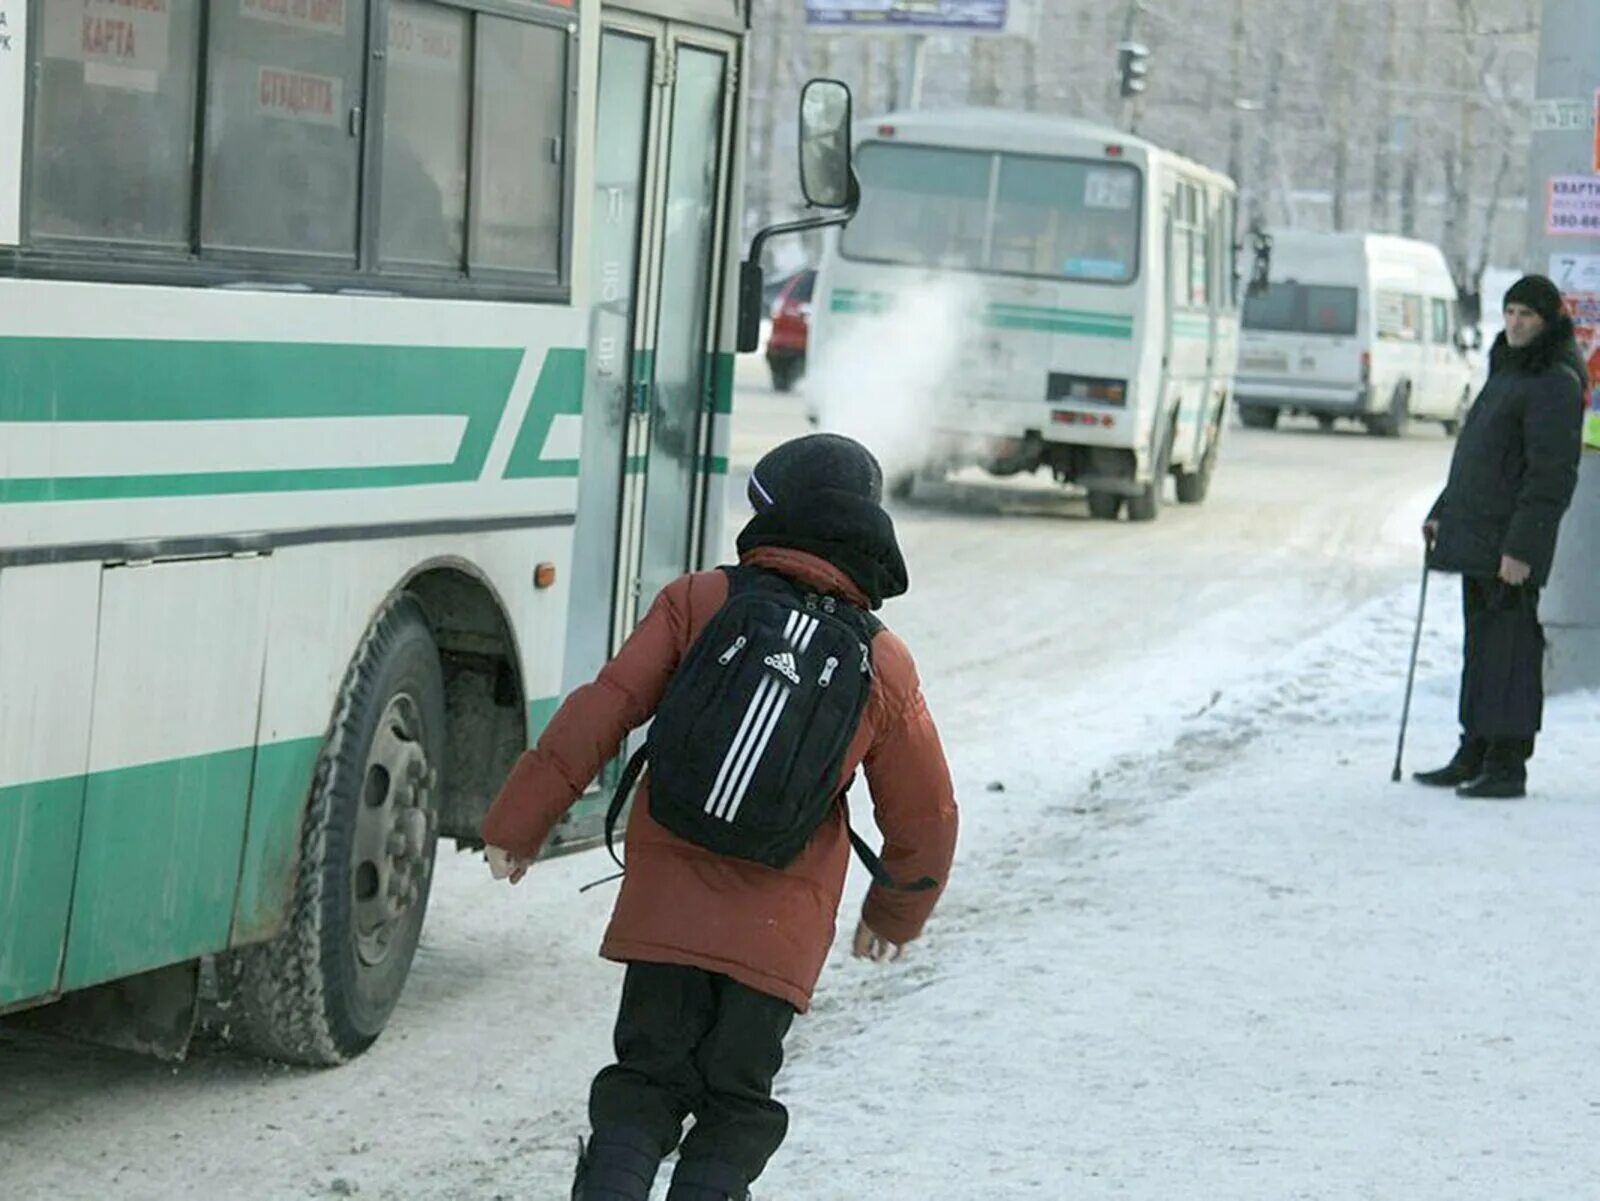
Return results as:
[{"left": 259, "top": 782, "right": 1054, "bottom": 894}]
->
[{"left": 555, "top": 14, "right": 737, "bottom": 842}]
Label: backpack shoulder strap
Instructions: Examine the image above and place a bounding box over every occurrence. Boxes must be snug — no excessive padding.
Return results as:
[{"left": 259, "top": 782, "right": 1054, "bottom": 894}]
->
[
  {"left": 603, "top": 744, "right": 650, "bottom": 873},
  {"left": 846, "top": 825, "right": 937, "bottom": 893}
]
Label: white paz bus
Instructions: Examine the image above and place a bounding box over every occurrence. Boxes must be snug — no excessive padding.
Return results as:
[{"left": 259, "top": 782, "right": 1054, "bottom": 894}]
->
[
  {"left": 0, "top": 0, "right": 854, "bottom": 1063},
  {"left": 812, "top": 108, "right": 1263, "bottom": 521}
]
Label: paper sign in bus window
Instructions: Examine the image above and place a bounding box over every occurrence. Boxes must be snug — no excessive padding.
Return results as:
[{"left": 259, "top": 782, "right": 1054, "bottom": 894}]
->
[
  {"left": 44, "top": 0, "right": 171, "bottom": 74},
  {"left": 388, "top": 5, "right": 463, "bottom": 71},
  {"left": 241, "top": 0, "right": 347, "bottom": 35},
  {"left": 257, "top": 65, "right": 342, "bottom": 126},
  {"left": 1084, "top": 169, "right": 1135, "bottom": 211}
]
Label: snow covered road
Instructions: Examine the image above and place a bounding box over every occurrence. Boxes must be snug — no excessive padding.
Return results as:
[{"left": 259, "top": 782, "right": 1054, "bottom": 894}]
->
[{"left": 5, "top": 381, "right": 1596, "bottom": 1200}]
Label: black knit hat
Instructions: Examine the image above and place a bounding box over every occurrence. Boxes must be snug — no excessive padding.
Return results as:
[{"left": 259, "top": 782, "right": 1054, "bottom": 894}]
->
[
  {"left": 739, "top": 434, "right": 908, "bottom": 608},
  {"left": 747, "top": 433, "right": 884, "bottom": 511},
  {"left": 1504, "top": 274, "right": 1564, "bottom": 324}
]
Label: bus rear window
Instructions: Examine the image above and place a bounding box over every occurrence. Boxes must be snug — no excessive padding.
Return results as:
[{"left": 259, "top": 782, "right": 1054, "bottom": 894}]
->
[
  {"left": 1244, "top": 283, "right": 1358, "bottom": 336},
  {"left": 842, "top": 143, "right": 1141, "bottom": 284}
]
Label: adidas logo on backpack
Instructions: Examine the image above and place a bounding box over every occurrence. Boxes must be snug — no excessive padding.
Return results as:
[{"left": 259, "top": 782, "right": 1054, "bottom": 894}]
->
[
  {"left": 603, "top": 567, "right": 935, "bottom": 893},
  {"left": 763, "top": 650, "right": 801, "bottom": 685}
]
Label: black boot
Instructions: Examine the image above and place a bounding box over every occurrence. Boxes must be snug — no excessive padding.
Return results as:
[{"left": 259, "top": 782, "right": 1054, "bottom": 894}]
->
[
  {"left": 572, "top": 1126, "right": 663, "bottom": 1201},
  {"left": 1456, "top": 739, "right": 1530, "bottom": 800},
  {"left": 1413, "top": 736, "right": 1486, "bottom": 787},
  {"left": 665, "top": 1158, "right": 751, "bottom": 1201}
]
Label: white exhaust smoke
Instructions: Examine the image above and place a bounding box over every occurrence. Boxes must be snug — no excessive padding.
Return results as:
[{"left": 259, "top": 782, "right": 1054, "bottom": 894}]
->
[{"left": 805, "top": 276, "right": 982, "bottom": 482}]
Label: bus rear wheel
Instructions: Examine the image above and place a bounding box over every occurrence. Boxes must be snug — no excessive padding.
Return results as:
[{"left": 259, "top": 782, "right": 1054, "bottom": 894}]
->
[
  {"left": 1086, "top": 491, "right": 1122, "bottom": 520},
  {"left": 1237, "top": 404, "right": 1279, "bottom": 430},
  {"left": 1175, "top": 421, "right": 1220, "bottom": 505},
  {"left": 219, "top": 596, "right": 445, "bottom": 1065}
]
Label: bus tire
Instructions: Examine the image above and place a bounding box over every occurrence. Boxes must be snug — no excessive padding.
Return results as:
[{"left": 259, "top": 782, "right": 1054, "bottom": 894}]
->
[
  {"left": 1086, "top": 491, "right": 1122, "bottom": 520},
  {"left": 218, "top": 595, "right": 446, "bottom": 1066},
  {"left": 1175, "top": 421, "right": 1220, "bottom": 505},
  {"left": 1237, "top": 404, "right": 1278, "bottom": 430}
]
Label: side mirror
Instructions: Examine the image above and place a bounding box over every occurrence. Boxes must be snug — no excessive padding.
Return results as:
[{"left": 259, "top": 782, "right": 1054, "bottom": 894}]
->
[
  {"left": 738, "top": 262, "right": 765, "bottom": 358},
  {"left": 1456, "top": 326, "right": 1483, "bottom": 353},
  {"left": 738, "top": 79, "right": 861, "bottom": 353},
  {"left": 1246, "top": 224, "right": 1273, "bottom": 297},
  {"left": 799, "top": 79, "right": 854, "bottom": 210}
]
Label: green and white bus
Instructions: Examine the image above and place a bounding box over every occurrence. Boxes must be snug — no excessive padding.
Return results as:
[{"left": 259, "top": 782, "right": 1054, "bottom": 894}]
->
[
  {"left": 0, "top": 0, "right": 850, "bottom": 1063},
  {"left": 813, "top": 108, "right": 1262, "bottom": 521}
]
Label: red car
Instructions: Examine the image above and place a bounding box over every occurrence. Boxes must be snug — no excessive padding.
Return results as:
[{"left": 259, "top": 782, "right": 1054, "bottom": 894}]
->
[{"left": 765, "top": 269, "right": 815, "bottom": 393}]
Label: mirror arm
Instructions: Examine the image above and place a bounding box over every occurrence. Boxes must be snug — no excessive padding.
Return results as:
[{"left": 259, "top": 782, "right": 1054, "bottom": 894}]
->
[{"left": 749, "top": 169, "right": 860, "bottom": 265}]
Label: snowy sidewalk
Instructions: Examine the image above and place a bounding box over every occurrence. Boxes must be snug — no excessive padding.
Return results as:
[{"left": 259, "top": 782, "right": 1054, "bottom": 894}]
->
[
  {"left": 3, "top": 577, "right": 1596, "bottom": 1201},
  {"left": 759, "top": 585, "right": 1600, "bottom": 1201}
]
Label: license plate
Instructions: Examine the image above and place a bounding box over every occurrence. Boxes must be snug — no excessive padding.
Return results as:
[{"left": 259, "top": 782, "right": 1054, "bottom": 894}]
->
[{"left": 1241, "top": 353, "right": 1288, "bottom": 372}]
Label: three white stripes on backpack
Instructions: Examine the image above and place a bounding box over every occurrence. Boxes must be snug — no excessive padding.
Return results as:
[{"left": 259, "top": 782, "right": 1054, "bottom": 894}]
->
[{"left": 705, "top": 612, "right": 819, "bottom": 823}]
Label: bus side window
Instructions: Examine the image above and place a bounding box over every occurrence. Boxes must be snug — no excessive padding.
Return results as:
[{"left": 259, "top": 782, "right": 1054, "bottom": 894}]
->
[
  {"left": 27, "top": 1, "right": 203, "bottom": 248},
  {"left": 380, "top": 0, "right": 473, "bottom": 272},
  {"left": 469, "top": 16, "right": 568, "bottom": 278},
  {"left": 202, "top": 0, "right": 371, "bottom": 259}
]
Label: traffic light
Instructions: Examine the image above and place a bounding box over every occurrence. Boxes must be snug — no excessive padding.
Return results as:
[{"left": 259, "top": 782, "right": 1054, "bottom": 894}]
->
[{"left": 1117, "top": 42, "right": 1150, "bottom": 99}]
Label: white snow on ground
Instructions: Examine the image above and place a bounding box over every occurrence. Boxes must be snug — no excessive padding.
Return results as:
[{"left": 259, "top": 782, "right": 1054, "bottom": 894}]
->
[
  {"left": 3, "top": 402, "right": 1597, "bottom": 1199},
  {"left": 5, "top": 573, "right": 1598, "bottom": 1200},
  {"left": 764, "top": 589, "right": 1600, "bottom": 1201}
]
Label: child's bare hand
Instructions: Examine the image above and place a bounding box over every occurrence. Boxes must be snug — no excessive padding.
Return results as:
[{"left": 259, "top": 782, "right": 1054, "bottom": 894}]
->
[
  {"left": 486, "top": 845, "right": 531, "bottom": 884},
  {"left": 852, "top": 919, "right": 904, "bottom": 963}
]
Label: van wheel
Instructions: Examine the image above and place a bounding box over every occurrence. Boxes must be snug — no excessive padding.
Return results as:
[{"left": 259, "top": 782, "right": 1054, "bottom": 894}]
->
[
  {"left": 1238, "top": 404, "right": 1278, "bottom": 430},
  {"left": 1366, "top": 383, "right": 1410, "bottom": 438},
  {"left": 1175, "top": 420, "right": 1220, "bottom": 505},
  {"left": 1442, "top": 390, "right": 1469, "bottom": 438},
  {"left": 1315, "top": 415, "right": 1337, "bottom": 431},
  {"left": 1087, "top": 491, "right": 1122, "bottom": 520},
  {"left": 889, "top": 471, "right": 915, "bottom": 501},
  {"left": 217, "top": 596, "right": 445, "bottom": 1065}
]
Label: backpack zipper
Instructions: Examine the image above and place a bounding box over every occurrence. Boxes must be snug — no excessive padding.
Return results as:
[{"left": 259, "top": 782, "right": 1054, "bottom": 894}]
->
[
  {"left": 718, "top": 635, "right": 748, "bottom": 665},
  {"left": 819, "top": 656, "right": 839, "bottom": 687}
]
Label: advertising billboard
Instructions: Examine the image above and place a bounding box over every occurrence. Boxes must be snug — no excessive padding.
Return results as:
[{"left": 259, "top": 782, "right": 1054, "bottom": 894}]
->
[{"left": 804, "top": 1, "right": 1008, "bottom": 32}]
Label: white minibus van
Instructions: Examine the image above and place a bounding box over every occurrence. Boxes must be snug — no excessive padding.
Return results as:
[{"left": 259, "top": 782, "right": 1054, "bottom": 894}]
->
[{"left": 1235, "top": 231, "right": 1477, "bottom": 436}]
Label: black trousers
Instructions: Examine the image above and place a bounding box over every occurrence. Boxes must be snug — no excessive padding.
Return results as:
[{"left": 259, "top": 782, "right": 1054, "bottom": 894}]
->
[
  {"left": 589, "top": 962, "right": 796, "bottom": 1184},
  {"left": 1459, "top": 575, "right": 1544, "bottom": 752}
]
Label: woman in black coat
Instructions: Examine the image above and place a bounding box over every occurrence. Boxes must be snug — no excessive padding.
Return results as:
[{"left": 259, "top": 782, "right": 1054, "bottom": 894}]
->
[{"left": 1417, "top": 274, "right": 1587, "bottom": 798}]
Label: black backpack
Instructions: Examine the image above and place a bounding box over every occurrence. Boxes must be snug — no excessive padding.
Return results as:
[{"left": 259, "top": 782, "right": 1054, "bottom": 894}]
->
[{"left": 605, "top": 567, "right": 934, "bottom": 892}]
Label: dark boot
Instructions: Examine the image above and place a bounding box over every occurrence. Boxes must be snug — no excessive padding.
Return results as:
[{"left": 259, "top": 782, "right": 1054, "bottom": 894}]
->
[
  {"left": 664, "top": 1158, "right": 751, "bottom": 1201},
  {"left": 1456, "top": 739, "right": 1530, "bottom": 800},
  {"left": 1413, "top": 736, "right": 1486, "bottom": 787},
  {"left": 572, "top": 1126, "right": 663, "bottom": 1201}
]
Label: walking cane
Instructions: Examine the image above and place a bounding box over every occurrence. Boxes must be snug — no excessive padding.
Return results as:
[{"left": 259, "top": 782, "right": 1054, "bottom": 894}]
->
[{"left": 1391, "top": 558, "right": 1431, "bottom": 782}]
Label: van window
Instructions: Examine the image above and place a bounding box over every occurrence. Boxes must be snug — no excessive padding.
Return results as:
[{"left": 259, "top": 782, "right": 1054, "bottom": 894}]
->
[
  {"left": 1377, "top": 291, "right": 1423, "bottom": 342},
  {"left": 1243, "top": 283, "right": 1357, "bottom": 336},
  {"left": 1430, "top": 298, "right": 1451, "bottom": 344}
]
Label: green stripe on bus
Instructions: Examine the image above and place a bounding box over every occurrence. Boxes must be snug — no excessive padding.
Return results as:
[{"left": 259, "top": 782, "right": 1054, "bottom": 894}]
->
[
  {"left": 527, "top": 695, "right": 560, "bottom": 745},
  {"left": 829, "top": 289, "right": 1134, "bottom": 339},
  {"left": 63, "top": 746, "right": 259, "bottom": 991},
  {"left": 713, "top": 353, "right": 736, "bottom": 415},
  {"left": 502, "top": 348, "right": 588, "bottom": 480},
  {"left": 0, "top": 775, "right": 86, "bottom": 1006},
  {"left": 230, "top": 737, "right": 325, "bottom": 946},
  {"left": 0, "top": 338, "right": 525, "bottom": 504}
]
